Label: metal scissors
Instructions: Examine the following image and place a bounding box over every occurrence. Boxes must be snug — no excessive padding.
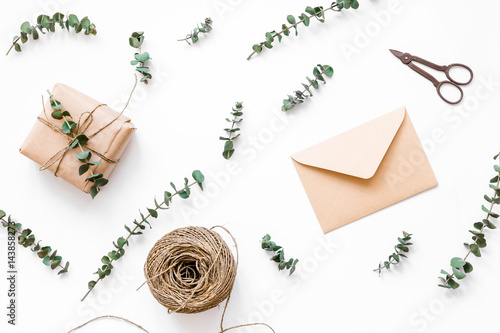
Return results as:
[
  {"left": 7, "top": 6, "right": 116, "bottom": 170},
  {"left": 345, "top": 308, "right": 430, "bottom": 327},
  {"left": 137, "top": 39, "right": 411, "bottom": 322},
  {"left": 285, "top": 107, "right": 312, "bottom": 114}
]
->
[{"left": 390, "top": 49, "right": 473, "bottom": 105}]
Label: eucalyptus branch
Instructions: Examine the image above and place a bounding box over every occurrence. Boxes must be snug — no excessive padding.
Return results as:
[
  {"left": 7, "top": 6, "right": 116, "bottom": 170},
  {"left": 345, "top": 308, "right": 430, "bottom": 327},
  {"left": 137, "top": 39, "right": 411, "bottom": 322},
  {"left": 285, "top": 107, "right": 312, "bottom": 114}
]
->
[
  {"left": 247, "top": 0, "right": 358, "bottom": 60},
  {"left": 0, "top": 210, "right": 69, "bottom": 275},
  {"left": 178, "top": 18, "right": 213, "bottom": 44},
  {"left": 261, "top": 234, "right": 298, "bottom": 275},
  {"left": 220, "top": 102, "right": 244, "bottom": 160},
  {"left": 7, "top": 13, "right": 96, "bottom": 55},
  {"left": 439, "top": 153, "right": 500, "bottom": 289},
  {"left": 81, "top": 170, "right": 205, "bottom": 301},
  {"left": 46, "top": 91, "right": 108, "bottom": 198},
  {"left": 373, "top": 231, "right": 413, "bottom": 276},
  {"left": 282, "top": 64, "right": 333, "bottom": 112},
  {"left": 129, "top": 32, "right": 152, "bottom": 84}
]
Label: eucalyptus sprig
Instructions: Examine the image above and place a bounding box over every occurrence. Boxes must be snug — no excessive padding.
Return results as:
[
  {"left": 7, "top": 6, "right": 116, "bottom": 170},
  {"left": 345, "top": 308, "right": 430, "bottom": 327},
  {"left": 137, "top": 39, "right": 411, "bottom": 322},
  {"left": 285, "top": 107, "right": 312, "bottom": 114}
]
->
[
  {"left": 282, "top": 64, "right": 333, "bottom": 112},
  {"left": 7, "top": 13, "right": 96, "bottom": 55},
  {"left": 0, "top": 210, "right": 70, "bottom": 275},
  {"left": 178, "top": 18, "right": 213, "bottom": 44},
  {"left": 220, "top": 102, "right": 243, "bottom": 160},
  {"left": 129, "top": 32, "right": 152, "bottom": 84},
  {"left": 47, "top": 91, "right": 108, "bottom": 198},
  {"left": 439, "top": 153, "right": 500, "bottom": 289},
  {"left": 261, "top": 234, "right": 298, "bottom": 275},
  {"left": 247, "top": 1, "right": 358, "bottom": 60},
  {"left": 373, "top": 231, "right": 413, "bottom": 276},
  {"left": 81, "top": 170, "right": 205, "bottom": 301}
]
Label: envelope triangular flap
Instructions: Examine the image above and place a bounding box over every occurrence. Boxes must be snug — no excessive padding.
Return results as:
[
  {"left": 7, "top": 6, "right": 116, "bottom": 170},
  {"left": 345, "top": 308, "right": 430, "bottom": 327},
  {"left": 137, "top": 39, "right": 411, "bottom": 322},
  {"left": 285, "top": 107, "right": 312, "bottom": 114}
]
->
[{"left": 291, "top": 107, "right": 406, "bottom": 179}]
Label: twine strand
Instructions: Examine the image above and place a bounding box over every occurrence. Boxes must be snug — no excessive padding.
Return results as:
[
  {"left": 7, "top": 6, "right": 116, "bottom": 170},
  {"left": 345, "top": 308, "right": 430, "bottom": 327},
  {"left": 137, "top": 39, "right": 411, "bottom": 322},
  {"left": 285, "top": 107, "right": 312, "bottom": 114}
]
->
[{"left": 67, "top": 315, "right": 149, "bottom": 333}]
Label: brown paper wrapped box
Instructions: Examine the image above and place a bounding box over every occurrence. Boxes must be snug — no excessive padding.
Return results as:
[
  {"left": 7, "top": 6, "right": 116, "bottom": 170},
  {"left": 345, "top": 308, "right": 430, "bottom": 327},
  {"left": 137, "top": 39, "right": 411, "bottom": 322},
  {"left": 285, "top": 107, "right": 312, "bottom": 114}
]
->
[{"left": 20, "top": 83, "right": 135, "bottom": 193}]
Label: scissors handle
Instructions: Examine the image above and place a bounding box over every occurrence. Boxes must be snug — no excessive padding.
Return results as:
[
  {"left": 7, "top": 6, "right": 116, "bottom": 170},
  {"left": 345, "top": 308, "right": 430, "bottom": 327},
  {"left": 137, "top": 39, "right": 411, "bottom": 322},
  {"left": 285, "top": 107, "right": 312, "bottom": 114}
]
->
[
  {"left": 445, "top": 63, "right": 474, "bottom": 85},
  {"left": 436, "top": 81, "right": 464, "bottom": 105},
  {"left": 412, "top": 55, "right": 447, "bottom": 72}
]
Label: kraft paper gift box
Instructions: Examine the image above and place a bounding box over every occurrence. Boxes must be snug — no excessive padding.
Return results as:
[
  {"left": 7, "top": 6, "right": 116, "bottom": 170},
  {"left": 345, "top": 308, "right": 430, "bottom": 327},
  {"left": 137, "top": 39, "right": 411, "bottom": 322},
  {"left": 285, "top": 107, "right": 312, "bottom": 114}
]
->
[
  {"left": 291, "top": 107, "right": 438, "bottom": 233},
  {"left": 20, "top": 83, "right": 135, "bottom": 194}
]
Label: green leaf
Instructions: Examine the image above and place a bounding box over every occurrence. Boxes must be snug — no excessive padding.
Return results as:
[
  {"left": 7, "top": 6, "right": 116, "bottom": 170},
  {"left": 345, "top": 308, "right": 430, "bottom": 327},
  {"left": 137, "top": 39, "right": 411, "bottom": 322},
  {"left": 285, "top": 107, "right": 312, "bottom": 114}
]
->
[
  {"left": 323, "top": 65, "right": 334, "bottom": 77},
  {"left": 473, "top": 222, "right": 483, "bottom": 230},
  {"left": 51, "top": 111, "right": 63, "bottom": 119},
  {"left": 300, "top": 14, "right": 310, "bottom": 26},
  {"left": 89, "top": 186, "right": 99, "bottom": 199},
  {"left": 287, "top": 15, "right": 296, "bottom": 25},
  {"left": 75, "top": 150, "right": 90, "bottom": 161},
  {"left": 0, "top": 210, "right": 5, "bottom": 219},
  {"left": 448, "top": 278, "right": 460, "bottom": 289},
  {"left": 68, "top": 14, "right": 79, "bottom": 27},
  {"left": 192, "top": 170, "right": 204, "bottom": 190},
  {"left": 282, "top": 24, "right": 290, "bottom": 36},
  {"left": 483, "top": 219, "right": 496, "bottom": 229},
  {"left": 148, "top": 208, "right": 158, "bottom": 218},
  {"left": 452, "top": 267, "right": 466, "bottom": 280},
  {"left": 69, "top": 138, "right": 79, "bottom": 150},
  {"left": 223, "top": 149, "right": 235, "bottom": 160},
  {"left": 224, "top": 140, "right": 234, "bottom": 151},
  {"left": 88, "top": 280, "right": 96, "bottom": 289},
  {"left": 463, "top": 262, "right": 473, "bottom": 273},
  {"left": 14, "top": 43, "right": 21, "bottom": 52},
  {"left": 101, "top": 256, "right": 110, "bottom": 264},
  {"left": 252, "top": 44, "right": 262, "bottom": 53},
  {"left": 129, "top": 37, "right": 141, "bottom": 48},
  {"left": 134, "top": 52, "right": 150, "bottom": 62},
  {"left": 21, "top": 21, "right": 32, "bottom": 34},
  {"left": 117, "top": 237, "right": 127, "bottom": 248},
  {"left": 470, "top": 244, "right": 481, "bottom": 257},
  {"left": 450, "top": 257, "right": 466, "bottom": 268},
  {"left": 178, "top": 189, "right": 189, "bottom": 199},
  {"left": 62, "top": 121, "right": 76, "bottom": 134},
  {"left": 94, "top": 178, "right": 108, "bottom": 188},
  {"left": 76, "top": 134, "right": 89, "bottom": 145},
  {"left": 85, "top": 173, "right": 103, "bottom": 182},
  {"left": 42, "top": 257, "right": 52, "bottom": 266},
  {"left": 305, "top": 6, "right": 315, "bottom": 15},
  {"left": 265, "top": 32, "right": 274, "bottom": 43},
  {"left": 80, "top": 17, "right": 90, "bottom": 30}
]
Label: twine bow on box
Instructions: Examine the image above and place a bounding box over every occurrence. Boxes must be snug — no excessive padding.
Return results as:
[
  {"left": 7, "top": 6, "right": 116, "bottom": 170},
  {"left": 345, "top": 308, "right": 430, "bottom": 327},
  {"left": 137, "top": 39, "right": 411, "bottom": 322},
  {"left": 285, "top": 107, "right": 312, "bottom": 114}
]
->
[{"left": 37, "top": 103, "right": 121, "bottom": 176}]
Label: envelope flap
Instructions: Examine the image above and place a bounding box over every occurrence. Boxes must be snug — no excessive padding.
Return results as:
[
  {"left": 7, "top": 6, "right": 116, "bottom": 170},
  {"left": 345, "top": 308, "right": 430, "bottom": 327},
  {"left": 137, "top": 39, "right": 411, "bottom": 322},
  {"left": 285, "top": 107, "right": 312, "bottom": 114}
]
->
[{"left": 291, "top": 107, "right": 406, "bottom": 179}]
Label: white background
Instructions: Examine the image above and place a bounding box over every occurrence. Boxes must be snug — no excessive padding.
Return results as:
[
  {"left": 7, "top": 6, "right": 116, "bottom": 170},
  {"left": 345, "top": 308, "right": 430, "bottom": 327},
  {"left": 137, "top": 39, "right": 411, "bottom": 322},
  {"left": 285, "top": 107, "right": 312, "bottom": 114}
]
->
[{"left": 1, "top": 0, "right": 500, "bottom": 332}]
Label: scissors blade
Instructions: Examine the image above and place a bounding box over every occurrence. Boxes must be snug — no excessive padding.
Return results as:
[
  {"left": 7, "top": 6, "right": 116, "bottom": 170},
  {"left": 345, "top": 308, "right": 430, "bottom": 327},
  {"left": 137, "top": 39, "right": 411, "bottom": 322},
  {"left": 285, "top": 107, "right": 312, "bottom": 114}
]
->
[{"left": 389, "top": 49, "right": 405, "bottom": 59}]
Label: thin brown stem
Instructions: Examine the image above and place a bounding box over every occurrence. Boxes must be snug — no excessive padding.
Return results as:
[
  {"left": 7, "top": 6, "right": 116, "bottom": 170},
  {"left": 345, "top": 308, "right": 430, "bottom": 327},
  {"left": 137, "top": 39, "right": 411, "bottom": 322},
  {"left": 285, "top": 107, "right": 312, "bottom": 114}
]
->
[{"left": 6, "top": 37, "right": 20, "bottom": 56}]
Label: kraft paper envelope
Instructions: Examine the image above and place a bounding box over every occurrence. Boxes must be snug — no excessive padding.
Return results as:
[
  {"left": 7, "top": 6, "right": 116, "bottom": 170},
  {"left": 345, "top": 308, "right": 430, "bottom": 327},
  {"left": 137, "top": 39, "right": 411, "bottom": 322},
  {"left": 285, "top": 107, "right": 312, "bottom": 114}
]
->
[{"left": 291, "top": 107, "right": 437, "bottom": 233}]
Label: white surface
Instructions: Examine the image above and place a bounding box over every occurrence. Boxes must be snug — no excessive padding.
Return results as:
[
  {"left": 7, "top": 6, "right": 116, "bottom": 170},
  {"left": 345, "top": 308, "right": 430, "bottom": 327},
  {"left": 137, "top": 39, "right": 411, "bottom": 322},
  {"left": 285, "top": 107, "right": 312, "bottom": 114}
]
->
[{"left": 1, "top": 0, "right": 500, "bottom": 332}]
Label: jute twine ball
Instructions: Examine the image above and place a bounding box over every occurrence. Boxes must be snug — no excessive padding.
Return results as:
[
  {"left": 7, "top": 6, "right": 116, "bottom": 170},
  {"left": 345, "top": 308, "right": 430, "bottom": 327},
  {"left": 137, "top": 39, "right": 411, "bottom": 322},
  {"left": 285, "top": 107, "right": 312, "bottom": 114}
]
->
[{"left": 144, "top": 226, "right": 237, "bottom": 314}]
